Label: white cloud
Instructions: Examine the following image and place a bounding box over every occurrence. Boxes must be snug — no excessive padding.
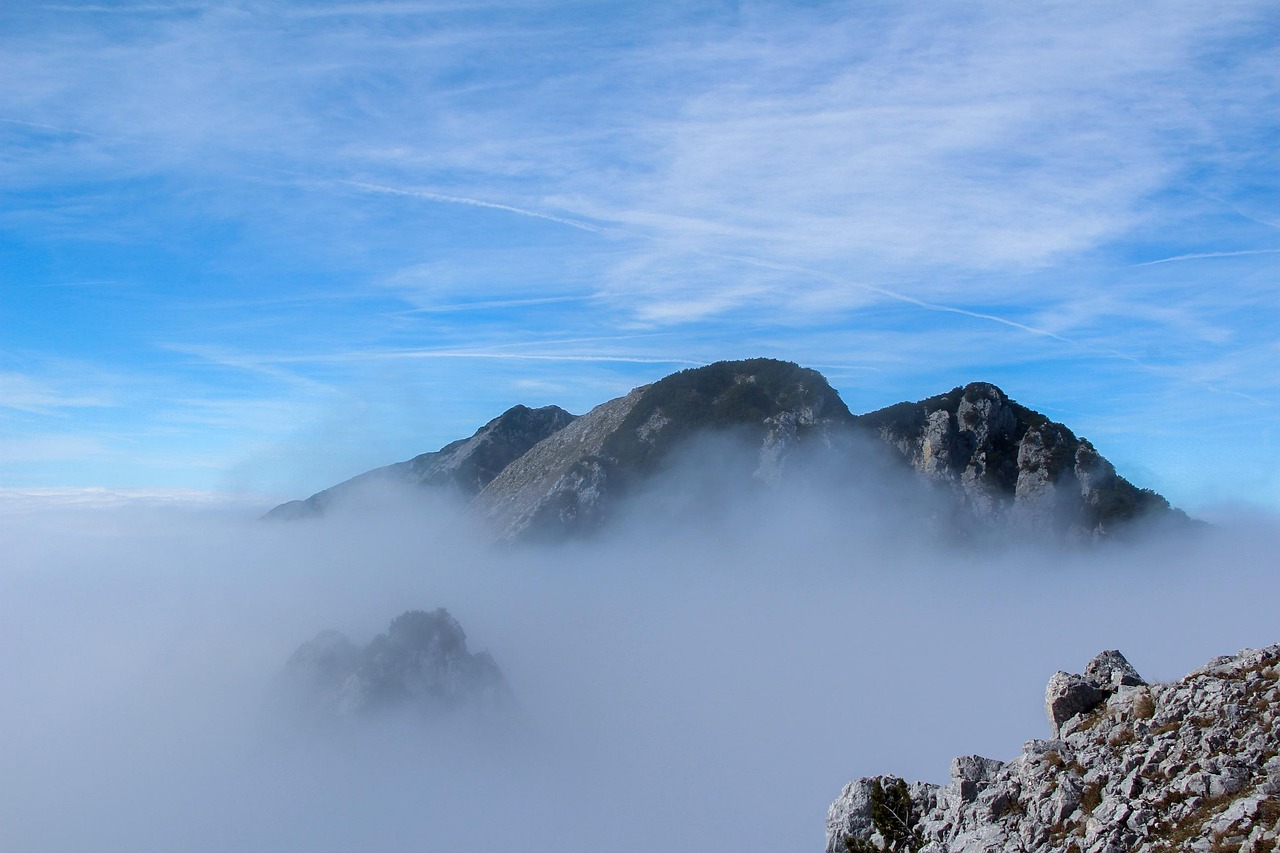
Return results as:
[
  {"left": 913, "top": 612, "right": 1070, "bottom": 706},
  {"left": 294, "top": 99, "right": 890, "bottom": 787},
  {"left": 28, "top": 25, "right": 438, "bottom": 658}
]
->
[{"left": 0, "top": 371, "right": 113, "bottom": 413}]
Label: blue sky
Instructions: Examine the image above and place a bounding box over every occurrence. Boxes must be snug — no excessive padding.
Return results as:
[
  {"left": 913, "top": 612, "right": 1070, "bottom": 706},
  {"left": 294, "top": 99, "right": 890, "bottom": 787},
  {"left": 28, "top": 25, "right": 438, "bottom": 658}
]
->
[{"left": 1, "top": 0, "right": 1277, "bottom": 511}]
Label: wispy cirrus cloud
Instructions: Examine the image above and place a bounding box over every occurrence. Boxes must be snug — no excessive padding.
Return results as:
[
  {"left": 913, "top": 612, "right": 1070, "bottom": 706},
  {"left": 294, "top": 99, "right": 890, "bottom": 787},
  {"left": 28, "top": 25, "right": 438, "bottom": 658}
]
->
[
  {"left": 0, "top": 1, "right": 1276, "bottom": 506},
  {"left": 0, "top": 371, "right": 115, "bottom": 414},
  {"left": 1133, "top": 249, "right": 1280, "bottom": 267}
]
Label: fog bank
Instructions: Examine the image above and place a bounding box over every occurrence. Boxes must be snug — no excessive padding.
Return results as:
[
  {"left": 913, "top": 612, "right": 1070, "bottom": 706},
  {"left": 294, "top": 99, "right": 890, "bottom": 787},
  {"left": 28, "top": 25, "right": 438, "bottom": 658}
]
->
[{"left": 1, "top": 486, "right": 1276, "bottom": 852}]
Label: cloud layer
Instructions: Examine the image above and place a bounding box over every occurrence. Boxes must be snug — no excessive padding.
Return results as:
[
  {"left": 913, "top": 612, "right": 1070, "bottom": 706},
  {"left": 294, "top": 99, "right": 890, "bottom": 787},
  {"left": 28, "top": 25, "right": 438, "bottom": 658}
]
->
[{"left": 1, "top": 483, "right": 1277, "bottom": 852}]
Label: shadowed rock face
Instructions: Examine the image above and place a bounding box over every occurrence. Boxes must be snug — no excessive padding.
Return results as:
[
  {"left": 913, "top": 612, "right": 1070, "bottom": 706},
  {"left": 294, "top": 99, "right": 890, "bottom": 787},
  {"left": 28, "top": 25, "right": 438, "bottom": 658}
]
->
[
  {"left": 858, "top": 382, "right": 1181, "bottom": 538},
  {"left": 264, "top": 404, "right": 576, "bottom": 520},
  {"left": 273, "top": 608, "right": 511, "bottom": 723},
  {"left": 1043, "top": 650, "right": 1150, "bottom": 737},
  {"left": 827, "top": 644, "right": 1280, "bottom": 853}
]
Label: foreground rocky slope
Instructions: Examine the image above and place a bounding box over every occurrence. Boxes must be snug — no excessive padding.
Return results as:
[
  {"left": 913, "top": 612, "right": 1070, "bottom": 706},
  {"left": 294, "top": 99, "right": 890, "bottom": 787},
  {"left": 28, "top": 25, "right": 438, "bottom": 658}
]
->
[
  {"left": 827, "top": 645, "right": 1280, "bottom": 853},
  {"left": 267, "top": 359, "right": 1185, "bottom": 541},
  {"left": 273, "top": 609, "right": 511, "bottom": 723}
]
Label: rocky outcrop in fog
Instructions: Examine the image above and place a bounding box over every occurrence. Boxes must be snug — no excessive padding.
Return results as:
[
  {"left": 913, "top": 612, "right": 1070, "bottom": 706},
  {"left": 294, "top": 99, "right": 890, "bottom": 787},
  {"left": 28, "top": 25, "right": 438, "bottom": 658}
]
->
[
  {"left": 274, "top": 608, "right": 511, "bottom": 723},
  {"left": 266, "top": 359, "right": 1185, "bottom": 542},
  {"left": 826, "top": 645, "right": 1280, "bottom": 853}
]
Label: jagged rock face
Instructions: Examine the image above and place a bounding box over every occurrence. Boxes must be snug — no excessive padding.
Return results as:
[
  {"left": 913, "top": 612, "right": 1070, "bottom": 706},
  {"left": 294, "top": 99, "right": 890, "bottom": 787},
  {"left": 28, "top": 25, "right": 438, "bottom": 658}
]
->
[
  {"left": 274, "top": 608, "right": 511, "bottom": 723},
  {"left": 1045, "top": 650, "right": 1149, "bottom": 736},
  {"left": 858, "top": 383, "right": 1177, "bottom": 538},
  {"left": 471, "top": 359, "right": 857, "bottom": 541},
  {"left": 469, "top": 387, "right": 647, "bottom": 541},
  {"left": 264, "top": 404, "right": 575, "bottom": 519},
  {"left": 826, "top": 644, "right": 1280, "bottom": 853}
]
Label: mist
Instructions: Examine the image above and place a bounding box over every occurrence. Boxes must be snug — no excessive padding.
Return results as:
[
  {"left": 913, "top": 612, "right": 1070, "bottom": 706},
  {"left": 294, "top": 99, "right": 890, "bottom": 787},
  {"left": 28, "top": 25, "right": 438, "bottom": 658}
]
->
[{"left": 1, "top": 466, "right": 1276, "bottom": 853}]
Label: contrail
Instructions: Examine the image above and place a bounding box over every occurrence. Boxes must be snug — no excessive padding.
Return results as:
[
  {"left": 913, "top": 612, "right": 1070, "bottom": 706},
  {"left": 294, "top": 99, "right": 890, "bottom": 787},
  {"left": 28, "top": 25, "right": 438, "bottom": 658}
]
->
[
  {"left": 396, "top": 295, "right": 604, "bottom": 314},
  {"left": 341, "top": 180, "right": 611, "bottom": 235},
  {"left": 0, "top": 117, "right": 99, "bottom": 137},
  {"left": 1133, "top": 249, "right": 1280, "bottom": 266},
  {"left": 335, "top": 178, "right": 1271, "bottom": 407},
  {"left": 710, "top": 251, "right": 1073, "bottom": 344},
  {"left": 376, "top": 352, "right": 705, "bottom": 366}
]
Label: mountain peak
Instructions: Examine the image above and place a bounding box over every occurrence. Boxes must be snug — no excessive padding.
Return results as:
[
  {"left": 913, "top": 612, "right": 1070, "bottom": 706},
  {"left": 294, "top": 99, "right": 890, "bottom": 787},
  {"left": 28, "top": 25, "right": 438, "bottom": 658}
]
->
[
  {"left": 469, "top": 358, "right": 857, "bottom": 540},
  {"left": 859, "top": 382, "right": 1176, "bottom": 537},
  {"left": 263, "top": 403, "right": 576, "bottom": 519},
  {"left": 265, "top": 359, "right": 1184, "bottom": 541}
]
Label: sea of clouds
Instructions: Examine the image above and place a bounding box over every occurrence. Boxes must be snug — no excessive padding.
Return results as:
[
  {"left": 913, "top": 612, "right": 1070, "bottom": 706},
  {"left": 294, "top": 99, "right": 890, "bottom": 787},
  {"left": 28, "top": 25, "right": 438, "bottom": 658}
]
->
[{"left": 1, "top": 468, "right": 1276, "bottom": 853}]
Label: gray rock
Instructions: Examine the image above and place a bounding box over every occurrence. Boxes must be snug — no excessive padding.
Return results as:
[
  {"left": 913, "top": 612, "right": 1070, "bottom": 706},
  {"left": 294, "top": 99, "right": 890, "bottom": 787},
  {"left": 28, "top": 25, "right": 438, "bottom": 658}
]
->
[
  {"left": 1085, "top": 649, "right": 1146, "bottom": 688},
  {"left": 950, "top": 755, "right": 1005, "bottom": 802},
  {"left": 264, "top": 362, "right": 1187, "bottom": 541},
  {"left": 273, "top": 608, "right": 512, "bottom": 724},
  {"left": 858, "top": 382, "right": 1183, "bottom": 539},
  {"left": 826, "top": 643, "right": 1280, "bottom": 853},
  {"left": 1045, "top": 671, "right": 1107, "bottom": 735}
]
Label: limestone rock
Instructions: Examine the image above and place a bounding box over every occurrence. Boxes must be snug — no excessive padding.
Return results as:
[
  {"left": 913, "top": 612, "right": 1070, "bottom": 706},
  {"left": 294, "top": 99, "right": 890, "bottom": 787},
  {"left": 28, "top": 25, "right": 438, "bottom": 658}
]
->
[
  {"left": 1085, "top": 649, "right": 1147, "bottom": 688},
  {"left": 826, "top": 643, "right": 1280, "bottom": 853},
  {"left": 858, "top": 382, "right": 1181, "bottom": 539},
  {"left": 1045, "top": 671, "right": 1109, "bottom": 735}
]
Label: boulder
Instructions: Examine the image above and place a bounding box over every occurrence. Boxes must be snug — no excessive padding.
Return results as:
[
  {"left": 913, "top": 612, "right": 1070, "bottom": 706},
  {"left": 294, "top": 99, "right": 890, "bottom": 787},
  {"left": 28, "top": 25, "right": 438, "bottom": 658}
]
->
[{"left": 1045, "top": 671, "right": 1107, "bottom": 735}]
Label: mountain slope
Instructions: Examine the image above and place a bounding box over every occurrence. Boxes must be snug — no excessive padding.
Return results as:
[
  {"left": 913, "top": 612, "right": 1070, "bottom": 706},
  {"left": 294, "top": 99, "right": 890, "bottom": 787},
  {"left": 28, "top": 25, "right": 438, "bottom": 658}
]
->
[
  {"left": 264, "top": 359, "right": 1184, "bottom": 542},
  {"left": 826, "top": 644, "right": 1280, "bottom": 853},
  {"left": 264, "top": 404, "right": 575, "bottom": 519},
  {"left": 470, "top": 358, "right": 857, "bottom": 540}
]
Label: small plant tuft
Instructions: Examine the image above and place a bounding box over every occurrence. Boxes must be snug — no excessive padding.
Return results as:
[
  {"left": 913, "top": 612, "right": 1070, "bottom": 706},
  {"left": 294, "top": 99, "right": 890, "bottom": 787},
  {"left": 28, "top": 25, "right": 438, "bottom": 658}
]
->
[{"left": 843, "top": 778, "right": 923, "bottom": 853}]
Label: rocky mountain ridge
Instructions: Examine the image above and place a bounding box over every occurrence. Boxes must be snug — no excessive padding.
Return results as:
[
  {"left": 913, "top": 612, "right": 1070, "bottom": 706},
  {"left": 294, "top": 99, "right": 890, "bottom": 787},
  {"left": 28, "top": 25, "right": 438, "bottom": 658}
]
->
[
  {"left": 471, "top": 358, "right": 856, "bottom": 540},
  {"left": 826, "top": 645, "right": 1280, "bottom": 853},
  {"left": 264, "top": 404, "right": 575, "bottom": 520},
  {"left": 267, "top": 359, "right": 1185, "bottom": 541}
]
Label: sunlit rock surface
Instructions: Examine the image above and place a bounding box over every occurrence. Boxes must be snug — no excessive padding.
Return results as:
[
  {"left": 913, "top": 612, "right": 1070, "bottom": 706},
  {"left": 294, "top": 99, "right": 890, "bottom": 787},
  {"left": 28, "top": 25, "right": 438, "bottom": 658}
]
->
[
  {"left": 274, "top": 608, "right": 512, "bottom": 724},
  {"left": 826, "top": 644, "right": 1280, "bottom": 853}
]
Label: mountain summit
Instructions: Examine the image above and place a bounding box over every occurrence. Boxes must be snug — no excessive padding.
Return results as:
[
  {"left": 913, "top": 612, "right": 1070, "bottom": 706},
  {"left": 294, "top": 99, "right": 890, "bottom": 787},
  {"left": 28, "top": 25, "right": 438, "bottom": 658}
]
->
[
  {"left": 266, "top": 359, "right": 1185, "bottom": 541},
  {"left": 861, "top": 382, "right": 1175, "bottom": 537},
  {"left": 471, "top": 358, "right": 856, "bottom": 540},
  {"left": 265, "top": 403, "right": 575, "bottom": 520}
]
